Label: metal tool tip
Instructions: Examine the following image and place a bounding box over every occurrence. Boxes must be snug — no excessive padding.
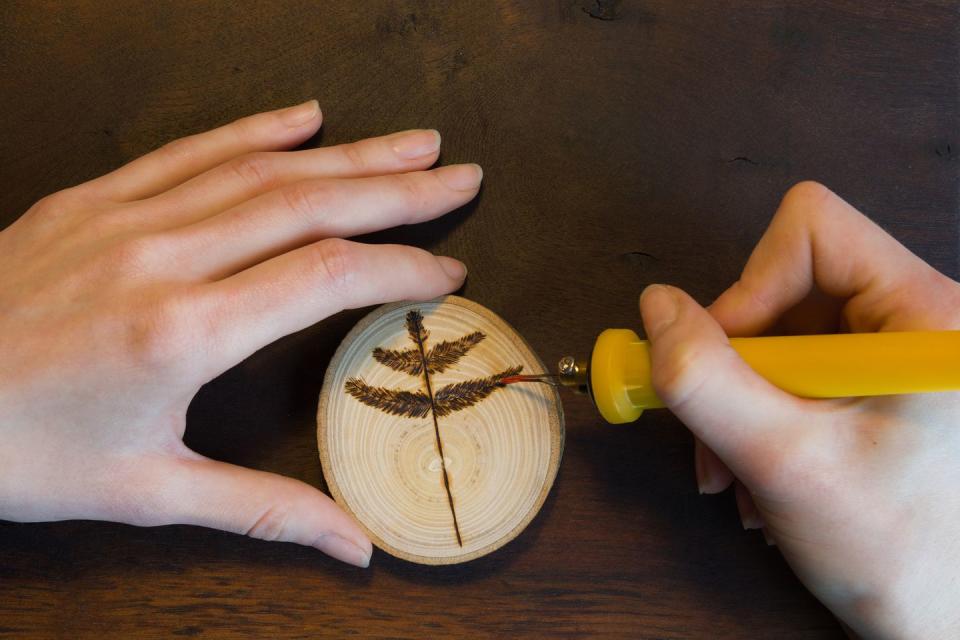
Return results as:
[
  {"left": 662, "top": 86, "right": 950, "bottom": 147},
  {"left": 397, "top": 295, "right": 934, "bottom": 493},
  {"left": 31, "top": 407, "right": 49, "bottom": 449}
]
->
[{"left": 498, "top": 373, "right": 561, "bottom": 386}]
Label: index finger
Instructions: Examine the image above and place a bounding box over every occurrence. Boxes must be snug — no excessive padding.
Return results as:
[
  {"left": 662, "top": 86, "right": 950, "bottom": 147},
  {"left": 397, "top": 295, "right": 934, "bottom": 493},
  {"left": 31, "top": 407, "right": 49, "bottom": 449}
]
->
[{"left": 710, "top": 182, "right": 960, "bottom": 335}]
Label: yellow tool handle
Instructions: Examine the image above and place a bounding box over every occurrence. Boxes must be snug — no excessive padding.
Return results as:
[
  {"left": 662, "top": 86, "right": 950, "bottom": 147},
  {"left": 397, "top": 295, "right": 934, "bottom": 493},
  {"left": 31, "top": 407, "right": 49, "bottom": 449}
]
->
[{"left": 590, "top": 329, "right": 960, "bottom": 424}]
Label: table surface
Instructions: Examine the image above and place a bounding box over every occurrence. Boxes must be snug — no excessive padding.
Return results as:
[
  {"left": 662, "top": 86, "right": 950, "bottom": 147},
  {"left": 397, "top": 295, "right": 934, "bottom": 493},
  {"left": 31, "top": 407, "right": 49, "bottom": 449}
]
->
[{"left": 1, "top": 2, "right": 957, "bottom": 638}]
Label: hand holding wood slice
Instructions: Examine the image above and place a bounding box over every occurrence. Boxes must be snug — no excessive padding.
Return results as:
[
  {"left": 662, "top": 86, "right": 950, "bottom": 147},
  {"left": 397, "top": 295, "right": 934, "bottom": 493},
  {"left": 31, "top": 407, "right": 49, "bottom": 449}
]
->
[{"left": 317, "top": 296, "right": 564, "bottom": 564}]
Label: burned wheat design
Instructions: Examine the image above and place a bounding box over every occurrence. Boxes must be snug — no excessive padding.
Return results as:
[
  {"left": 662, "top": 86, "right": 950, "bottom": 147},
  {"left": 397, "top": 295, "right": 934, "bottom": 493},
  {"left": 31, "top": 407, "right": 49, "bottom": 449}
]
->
[{"left": 345, "top": 309, "right": 522, "bottom": 546}]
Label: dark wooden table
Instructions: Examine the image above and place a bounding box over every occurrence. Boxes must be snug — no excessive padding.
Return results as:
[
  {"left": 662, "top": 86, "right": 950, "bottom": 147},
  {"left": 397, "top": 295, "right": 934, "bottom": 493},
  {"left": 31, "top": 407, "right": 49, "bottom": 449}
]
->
[{"left": 1, "top": 2, "right": 956, "bottom": 637}]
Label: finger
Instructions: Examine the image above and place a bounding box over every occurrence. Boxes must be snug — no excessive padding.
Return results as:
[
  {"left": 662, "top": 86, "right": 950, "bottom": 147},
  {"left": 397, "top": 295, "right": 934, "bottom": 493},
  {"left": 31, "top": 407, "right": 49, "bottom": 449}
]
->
[
  {"left": 694, "top": 438, "right": 734, "bottom": 494},
  {"left": 84, "top": 101, "right": 323, "bottom": 202},
  {"left": 143, "top": 129, "right": 443, "bottom": 230},
  {"left": 709, "top": 182, "right": 960, "bottom": 336},
  {"left": 761, "top": 528, "right": 777, "bottom": 546},
  {"left": 151, "top": 457, "right": 372, "bottom": 567},
  {"left": 172, "top": 164, "right": 482, "bottom": 280},
  {"left": 735, "top": 482, "right": 764, "bottom": 530},
  {"left": 766, "top": 284, "right": 846, "bottom": 336},
  {"left": 192, "top": 240, "right": 467, "bottom": 376},
  {"left": 640, "top": 284, "right": 824, "bottom": 487}
]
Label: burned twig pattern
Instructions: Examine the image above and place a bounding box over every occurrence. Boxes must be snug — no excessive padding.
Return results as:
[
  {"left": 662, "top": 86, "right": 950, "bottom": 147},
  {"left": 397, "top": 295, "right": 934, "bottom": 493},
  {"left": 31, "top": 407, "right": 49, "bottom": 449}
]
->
[
  {"left": 371, "top": 330, "right": 486, "bottom": 376},
  {"left": 345, "top": 366, "right": 522, "bottom": 418},
  {"left": 346, "top": 312, "right": 521, "bottom": 416},
  {"left": 343, "top": 379, "right": 431, "bottom": 418},
  {"left": 423, "top": 331, "right": 486, "bottom": 374},
  {"left": 344, "top": 309, "right": 523, "bottom": 546},
  {"left": 370, "top": 346, "right": 422, "bottom": 377},
  {"left": 433, "top": 367, "right": 522, "bottom": 417}
]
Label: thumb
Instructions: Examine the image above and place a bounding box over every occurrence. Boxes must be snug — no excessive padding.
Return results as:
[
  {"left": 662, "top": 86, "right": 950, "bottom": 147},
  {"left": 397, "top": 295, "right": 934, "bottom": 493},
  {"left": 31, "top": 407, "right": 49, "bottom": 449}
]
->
[
  {"left": 639, "top": 284, "right": 812, "bottom": 483},
  {"left": 151, "top": 456, "right": 372, "bottom": 567}
]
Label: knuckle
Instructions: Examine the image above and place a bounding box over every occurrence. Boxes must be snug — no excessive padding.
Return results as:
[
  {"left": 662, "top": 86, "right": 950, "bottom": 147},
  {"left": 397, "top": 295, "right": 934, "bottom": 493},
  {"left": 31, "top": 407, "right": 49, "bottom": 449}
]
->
[
  {"left": 229, "top": 152, "right": 276, "bottom": 190},
  {"left": 28, "top": 194, "right": 59, "bottom": 216},
  {"left": 729, "top": 276, "right": 779, "bottom": 316},
  {"left": 777, "top": 181, "right": 834, "bottom": 224},
  {"left": 230, "top": 114, "right": 261, "bottom": 142},
  {"left": 280, "top": 181, "right": 325, "bottom": 222},
  {"left": 124, "top": 295, "right": 194, "bottom": 370},
  {"left": 159, "top": 136, "right": 198, "bottom": 164},
  {"left": 340, "top": 143, "right": 368, "bottom": 173},
  {"left": 246, "top": 505, "right": 291, "bottom": 542},
  {"left": 101, "top": 234, "right": 170, "bottom": 274},
  {"left": 307, "top": 238, "right": 356, "bottom": 295},
  {"left": 783, "top": 180, "right": 833, "bottom": 207},
  {"left": 397, "top": 173, "right": 429, "bottom": 212},
  {"left": 54, "top": 186, "right": 91, "bottom": 207},
  {"left": 26, "top": 190, "right": 76, "bottom": 221},
  {"left": 410, "top": 246, "right": 441, "bottom": 279}
]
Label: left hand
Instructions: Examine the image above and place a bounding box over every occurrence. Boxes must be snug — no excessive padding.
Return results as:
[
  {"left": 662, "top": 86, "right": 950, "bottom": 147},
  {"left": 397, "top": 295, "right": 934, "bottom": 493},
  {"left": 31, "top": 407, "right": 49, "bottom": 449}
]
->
[{"left": 0, "top": 100, "right": 480, "bottom": 567}]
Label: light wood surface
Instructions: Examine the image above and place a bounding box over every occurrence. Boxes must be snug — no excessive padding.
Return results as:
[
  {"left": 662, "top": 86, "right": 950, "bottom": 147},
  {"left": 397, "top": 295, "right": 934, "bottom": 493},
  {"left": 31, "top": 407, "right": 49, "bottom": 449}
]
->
[{"left": 318, "top": 296, "right": 564, "bottom": 564}]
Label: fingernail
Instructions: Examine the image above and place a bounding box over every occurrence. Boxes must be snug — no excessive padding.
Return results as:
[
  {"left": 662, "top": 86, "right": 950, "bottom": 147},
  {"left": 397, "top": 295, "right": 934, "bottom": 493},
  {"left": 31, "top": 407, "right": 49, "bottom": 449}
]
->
[
  {"left": 279, "top": 99, "right": 320, "bottom": 127},
  {"left": 391, "top": 129, "right": 441, "bottom": 159},
  {"left": 314, "top": 533, "right": 371, "bottom": 568},
  {"left": 694, "top": 445, "right": 708, "bottom": 495},
  {"left": 695, "top": 445, "right": 727, "bottom": 495},
  {"left": 742, "top": 512, "right": 764, "bottom": 530},
  {"left": 762, "top": 528, "right": 777, "bottom": 546},
  {"left": 437, "top": 256, "right": 468, "bottom": 281},
  {"left": 434, "top": 163, "right": 483, "bottom": 191},
  {"left": 639, "top": 285, "right": 679, "bottom": 339}
]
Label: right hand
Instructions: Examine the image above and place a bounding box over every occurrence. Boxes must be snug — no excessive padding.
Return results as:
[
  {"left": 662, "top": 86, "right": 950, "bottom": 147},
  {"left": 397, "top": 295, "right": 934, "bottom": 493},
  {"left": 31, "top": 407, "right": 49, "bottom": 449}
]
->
[{"left": 639, "top": 182, "right": 960, "bottom": 638}]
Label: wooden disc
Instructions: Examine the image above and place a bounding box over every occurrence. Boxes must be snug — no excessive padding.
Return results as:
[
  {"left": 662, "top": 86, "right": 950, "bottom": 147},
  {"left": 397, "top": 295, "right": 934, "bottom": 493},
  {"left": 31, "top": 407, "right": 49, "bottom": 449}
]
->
[{"left": 317, "top": 295, "right": 564, "bottom": 565}]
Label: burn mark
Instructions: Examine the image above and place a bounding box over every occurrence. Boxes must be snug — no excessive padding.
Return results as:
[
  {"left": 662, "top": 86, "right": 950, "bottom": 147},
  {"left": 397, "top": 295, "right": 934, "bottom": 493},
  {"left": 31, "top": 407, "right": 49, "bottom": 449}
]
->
[{"left": 345, "top": 309, "right": 523, "bottom": 547}]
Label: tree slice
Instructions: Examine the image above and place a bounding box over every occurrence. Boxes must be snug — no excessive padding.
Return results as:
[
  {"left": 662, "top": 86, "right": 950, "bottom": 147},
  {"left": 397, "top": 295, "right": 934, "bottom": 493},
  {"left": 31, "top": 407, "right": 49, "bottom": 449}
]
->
[{"left": 317, "top": 295, "right": 564, "bottom": 565}]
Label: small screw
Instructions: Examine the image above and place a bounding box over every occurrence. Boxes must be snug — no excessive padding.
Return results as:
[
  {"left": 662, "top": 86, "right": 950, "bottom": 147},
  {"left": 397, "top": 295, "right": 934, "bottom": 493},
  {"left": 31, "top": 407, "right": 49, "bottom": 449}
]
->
[{"left": 557, "top": 356, "right": 589, "bottom": 393}]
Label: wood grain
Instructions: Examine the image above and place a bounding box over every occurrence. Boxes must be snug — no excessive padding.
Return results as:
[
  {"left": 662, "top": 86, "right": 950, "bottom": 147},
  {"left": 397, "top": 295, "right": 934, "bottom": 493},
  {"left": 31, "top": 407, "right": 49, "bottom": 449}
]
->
[
  {"left": 318, "top": 296, "right": 563, "bottom": 564},
  {"left": 0, "top": 1, "right": 956, "bottom": 637}
]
